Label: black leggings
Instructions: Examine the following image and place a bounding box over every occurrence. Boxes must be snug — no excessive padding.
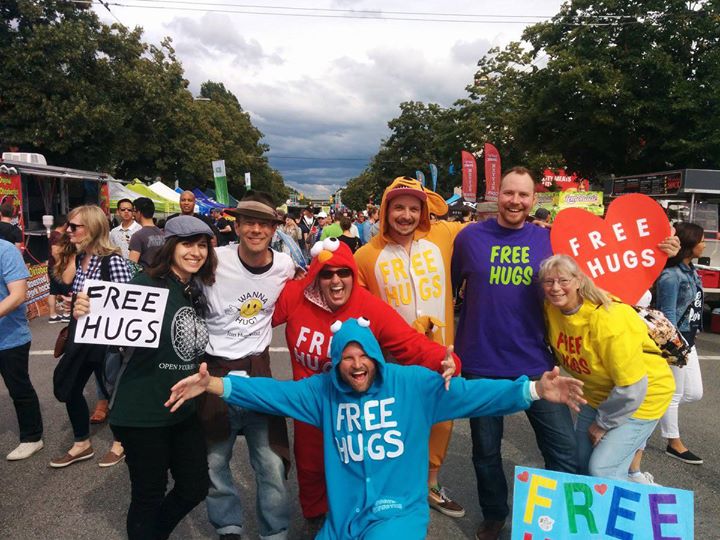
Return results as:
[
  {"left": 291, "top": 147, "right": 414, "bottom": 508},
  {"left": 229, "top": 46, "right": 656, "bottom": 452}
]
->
[
  {"left": 111, "top": 415, "right": 209, "bottom": 540},
  {"left": 65, "top": 345, "right": 105, "bottom": 441}
]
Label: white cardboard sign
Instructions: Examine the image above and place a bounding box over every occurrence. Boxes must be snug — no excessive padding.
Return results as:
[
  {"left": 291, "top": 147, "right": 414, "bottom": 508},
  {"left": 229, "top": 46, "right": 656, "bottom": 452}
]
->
[{"left": 74, "top": 279, "right": 169, "bottom": 348}]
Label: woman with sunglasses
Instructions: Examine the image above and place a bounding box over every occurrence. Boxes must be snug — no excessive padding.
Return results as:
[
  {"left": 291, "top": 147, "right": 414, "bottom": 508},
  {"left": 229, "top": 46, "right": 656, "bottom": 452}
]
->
[
  {"left": 656, "top": 222, "right": 706, "bottom": 465},
  {"left": 50, "top": 205, "right": 133, "bottom": 469},
  {"left": 73, "top": 216, "right": 216, "bottom": 540},
  {"left": 538, "top": 254, "right": 674, "bottom": 480},
  {"left": 272, "top": 238, "right": 460, "bottom": 530}
]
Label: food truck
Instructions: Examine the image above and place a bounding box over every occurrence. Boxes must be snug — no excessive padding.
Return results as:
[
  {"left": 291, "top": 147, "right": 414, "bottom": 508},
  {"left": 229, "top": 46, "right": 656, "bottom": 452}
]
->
[
  {"left": 604, "top": 169, "right": 720, "bottom": 324},
  {"left": 0, "top": 152, "right": 112, "bottom": 317}
]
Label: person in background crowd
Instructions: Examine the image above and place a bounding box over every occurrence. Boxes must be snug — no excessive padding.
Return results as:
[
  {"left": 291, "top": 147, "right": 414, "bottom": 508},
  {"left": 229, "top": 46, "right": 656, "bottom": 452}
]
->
[
  {"left": 366, "top": 206, "right": 380, "bottom": 239},
  {"left": 320, "top": 214, "right": 342, "bottom": 240},
  {"left": 167, "top": 191, "right": 221, "bottom": 246},
  {"left": 50, "top": 205, "right": 132, "bottom": 469},
  {"left": 533, "top": 207, "right": 552, "bottom": 224},
  {"left": 656, "top": 222, "right": 706, "bottom": 465},
  {"left": 460, "top": 207, "right": 473, "bottom": 223},
  {"left": 128, "top": 197, "right": 165, "bottom": 269},
  {"left": 73, "top": 216, "right": 216, "bottom": 540},
  {"left": 355, "top": 177, "right": 468, "bottom": 520},
  {"left": 0, "top": 238, "right": 44, "bottom": 461},
  {"left": 281, "top": 214, "right": 303, "bottom": 245},
  {"left": 299, "top": 207, "right": 318, "bottom": 254},
  {"left": 354, "top": 213, "right": 366, "bottom": 245},
  {"left": 337, "top": 217, "right": 360, "bottom": 254},
  {"left": 109, "top": 198, "right": 141, "bottom": 259},
  {"left": 47, "top": 216, "right": 72, "bottom": 324},
  {"left": 211, "top": 208, "right": 235, "bottom": 246},
  {"left": 540, "top": 254, "right": 674, "bottom": 480},
  {"left": 165, "top": 318, "right": 585, "bottom": 540},
  {"left": 0, "top": 201, "right": 23, "bottom": 250},
  {"left": 199, "top": 191, "right": 293, "bottom": 540},
  {"left": 273, "top": 238, "right": 462, "bottom": 533}
]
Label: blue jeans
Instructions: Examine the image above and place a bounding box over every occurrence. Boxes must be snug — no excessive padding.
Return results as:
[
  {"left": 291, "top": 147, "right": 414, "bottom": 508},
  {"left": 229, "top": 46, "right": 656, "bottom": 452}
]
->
[
  {"left": 465, "top": 373, "right": 577, "bottom": 522},
  {"left": 206, "top": 403, "right": 289, "bottom": 539},
  {"left": 575, "top": 404, "right": 658, "bottom": 479}
]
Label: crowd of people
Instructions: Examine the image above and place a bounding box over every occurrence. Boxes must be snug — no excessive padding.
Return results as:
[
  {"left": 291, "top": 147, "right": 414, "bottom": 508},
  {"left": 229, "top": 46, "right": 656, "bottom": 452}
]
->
[{"left": 0, "top": 167, "right": 708, "bottom": 540}]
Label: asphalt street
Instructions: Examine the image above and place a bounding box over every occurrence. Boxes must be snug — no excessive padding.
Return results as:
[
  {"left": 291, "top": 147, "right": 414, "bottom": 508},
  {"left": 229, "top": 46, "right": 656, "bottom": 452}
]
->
[{"left": 1, "top": 317, "right": 718, "bottom": 539}]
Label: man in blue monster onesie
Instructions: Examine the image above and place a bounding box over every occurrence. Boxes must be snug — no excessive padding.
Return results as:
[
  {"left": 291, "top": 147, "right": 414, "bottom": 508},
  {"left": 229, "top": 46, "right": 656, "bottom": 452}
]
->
[{"left": 165, "top": 318, "right": 585, "bottom": 540}]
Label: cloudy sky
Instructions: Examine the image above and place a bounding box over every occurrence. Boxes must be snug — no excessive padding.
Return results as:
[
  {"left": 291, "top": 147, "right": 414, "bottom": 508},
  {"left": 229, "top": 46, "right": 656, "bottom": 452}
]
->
[{"left": 95, "top": 1, "right": 565, "bottom": 197}]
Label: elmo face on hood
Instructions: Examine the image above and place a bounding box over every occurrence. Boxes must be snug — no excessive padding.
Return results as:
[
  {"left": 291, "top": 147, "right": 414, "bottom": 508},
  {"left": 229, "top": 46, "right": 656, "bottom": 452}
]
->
[
  {"left": 378, "top": 177, "right": 449, "bottom": 242},
  {"left": 302, "top": 238, "right": 359, "bottom": 311}
]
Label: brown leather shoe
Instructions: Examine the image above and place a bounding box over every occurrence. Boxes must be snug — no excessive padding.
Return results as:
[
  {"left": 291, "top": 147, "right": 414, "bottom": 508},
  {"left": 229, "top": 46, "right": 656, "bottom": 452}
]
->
[
  {"left": 49, "top": 446, "right": 94, "bottom": 468},
  {"left": 90, "top": 399, "right": 109, "bottom": 424},
  {"left": 98, "top": 449, "right": 125, "bottom": 468},
  {"left": 476, "top": 519, "right": 506, "bottom": 540}
]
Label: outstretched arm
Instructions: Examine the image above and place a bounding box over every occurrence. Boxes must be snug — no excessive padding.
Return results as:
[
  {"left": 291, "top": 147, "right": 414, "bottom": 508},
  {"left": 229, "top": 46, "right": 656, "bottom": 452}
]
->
[
  {"left": 535, "top": 367, "right": 586, "bottom": 413},
  {"left": 165, "top": 362, "right": 223, "bottom": 412}
]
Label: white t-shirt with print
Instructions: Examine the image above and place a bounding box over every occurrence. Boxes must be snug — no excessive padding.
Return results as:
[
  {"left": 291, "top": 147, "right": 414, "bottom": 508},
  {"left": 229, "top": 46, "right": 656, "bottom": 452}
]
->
[{"left": 203, "top": 245, "right": 294, "bottom": 359}]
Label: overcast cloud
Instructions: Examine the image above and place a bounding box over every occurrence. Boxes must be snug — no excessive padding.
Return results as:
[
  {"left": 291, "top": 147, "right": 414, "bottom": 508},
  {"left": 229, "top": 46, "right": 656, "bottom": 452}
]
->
[{"left": 97, "top": 1, "right": 564, "bottom": 198}]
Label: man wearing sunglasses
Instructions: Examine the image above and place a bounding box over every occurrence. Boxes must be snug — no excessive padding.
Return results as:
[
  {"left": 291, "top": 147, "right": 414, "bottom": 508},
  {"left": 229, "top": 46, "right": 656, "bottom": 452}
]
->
[
  {"left": 272, "top": 237, "right": 460, "bottom": 534},
  {"left": 109, "top": 198, "right": 141, "bottom": 259}
]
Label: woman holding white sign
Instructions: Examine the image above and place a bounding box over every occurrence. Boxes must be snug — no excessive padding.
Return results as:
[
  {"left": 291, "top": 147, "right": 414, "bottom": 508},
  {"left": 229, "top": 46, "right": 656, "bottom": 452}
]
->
[
  {"left": 539, "top": 254, "right": 674, "bottom": 480},
  {"left": 50, "top": 205, "right": 132, "bottom": 469},
  {"left": 656, "top": 222, "right": 705, "bottom": 465},
  {"left": 74, "top": 215, "right": 217, "bottom": 540}
]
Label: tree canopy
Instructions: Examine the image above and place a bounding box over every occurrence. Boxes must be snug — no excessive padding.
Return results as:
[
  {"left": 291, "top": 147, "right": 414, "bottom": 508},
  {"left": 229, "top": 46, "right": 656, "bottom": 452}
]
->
[
  {"left": 344, "top": 0, "right": 719, "bottom": 208},
  {"left": 0, "top": 0, "right": 287, "bottom": 202}
]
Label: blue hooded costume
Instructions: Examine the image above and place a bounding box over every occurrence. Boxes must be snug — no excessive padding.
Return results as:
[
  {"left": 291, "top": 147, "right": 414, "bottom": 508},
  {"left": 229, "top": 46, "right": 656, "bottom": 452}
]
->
[{"left": 220, "top": 318, "right": 536, "bottom": 539}]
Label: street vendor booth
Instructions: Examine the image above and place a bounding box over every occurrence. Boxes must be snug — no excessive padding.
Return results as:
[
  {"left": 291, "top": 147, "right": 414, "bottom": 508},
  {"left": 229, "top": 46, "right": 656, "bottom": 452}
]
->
[{"left": 605, "top": 169, "right": 720, "bottom": 318}]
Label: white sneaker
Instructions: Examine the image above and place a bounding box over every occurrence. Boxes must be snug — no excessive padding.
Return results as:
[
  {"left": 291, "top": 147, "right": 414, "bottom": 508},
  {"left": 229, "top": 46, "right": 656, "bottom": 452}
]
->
[
  {"left": 7, "top": 440, "right": 44, "bottom": 461},
  {"left": 627, "top": 471, "right": 657, "bottom": 485}
]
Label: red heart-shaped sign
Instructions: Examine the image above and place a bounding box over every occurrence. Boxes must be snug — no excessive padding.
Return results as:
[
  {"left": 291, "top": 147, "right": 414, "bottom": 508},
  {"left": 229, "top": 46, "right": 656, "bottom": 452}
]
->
[
  {"left": 594, "top": 484, "right": 608, "bottom": 495},
  {"left": 551, "top": 194, "right": 670, "bottom": 304},
  {"left": 517, "top": 471, "right": 529, "bottom": 482}
]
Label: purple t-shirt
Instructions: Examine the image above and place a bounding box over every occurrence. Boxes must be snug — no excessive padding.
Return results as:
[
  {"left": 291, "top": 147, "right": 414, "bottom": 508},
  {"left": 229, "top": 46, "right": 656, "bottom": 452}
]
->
[{"left": 451, "top": 219, "right": 553, "bottom": 378}]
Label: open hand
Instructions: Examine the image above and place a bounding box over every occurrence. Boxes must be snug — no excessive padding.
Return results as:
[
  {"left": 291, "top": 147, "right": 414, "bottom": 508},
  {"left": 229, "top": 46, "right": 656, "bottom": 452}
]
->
[
  {"left": 441, "top": 345, "right": 456, "bottom": 391},
  {"left": 165, "top": 362, "right": 213, "bottom": 412},
  {"left": 536, "top": 367, "right": 586, "bottom": 412}
]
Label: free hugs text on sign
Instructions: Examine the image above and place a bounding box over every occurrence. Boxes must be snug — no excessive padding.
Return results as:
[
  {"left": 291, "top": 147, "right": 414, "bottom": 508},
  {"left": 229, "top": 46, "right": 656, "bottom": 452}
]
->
[
  {"left": 74, "top": 279, "right": 169, "bottom": 348},
  {"left": 512, "top": 466, "right": 693, "bottom": 539}
]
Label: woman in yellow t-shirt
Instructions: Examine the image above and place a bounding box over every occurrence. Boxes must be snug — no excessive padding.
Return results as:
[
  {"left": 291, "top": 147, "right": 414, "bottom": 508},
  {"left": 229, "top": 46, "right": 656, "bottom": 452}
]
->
[{"left": 539, "top": 254, "right": 674, "bottom": 480}]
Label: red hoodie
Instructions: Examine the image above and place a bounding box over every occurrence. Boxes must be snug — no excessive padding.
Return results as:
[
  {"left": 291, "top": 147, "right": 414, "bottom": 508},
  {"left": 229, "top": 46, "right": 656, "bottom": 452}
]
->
[{"left": 273, "top": 238, "right": 461, "bottom": 381}]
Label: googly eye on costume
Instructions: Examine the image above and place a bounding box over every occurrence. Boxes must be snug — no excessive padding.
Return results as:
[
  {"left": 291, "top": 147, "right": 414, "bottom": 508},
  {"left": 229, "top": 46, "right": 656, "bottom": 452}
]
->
[
  {"left": 330, "top": 320, "right": 343, "bottom": 333},
  {"left": 357, "top": 317, "right": 370, "bottom": 328},
  {"left": 323, "top": 237, "right": 340, "bottom": 252},
  {"left": 310, "top": 241, "right": 325, "bottom": 258}
]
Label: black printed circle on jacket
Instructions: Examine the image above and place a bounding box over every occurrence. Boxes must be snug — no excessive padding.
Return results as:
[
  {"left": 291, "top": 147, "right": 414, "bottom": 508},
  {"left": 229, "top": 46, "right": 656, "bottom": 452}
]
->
[{"left": 171, "top": 306, "right": 209, "bottom": 362}]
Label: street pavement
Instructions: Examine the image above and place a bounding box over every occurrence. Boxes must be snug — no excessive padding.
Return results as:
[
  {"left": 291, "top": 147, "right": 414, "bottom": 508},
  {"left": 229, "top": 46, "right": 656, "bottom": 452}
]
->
[{"left": 1, "top": 316, "right": 718, "bottom": 539}]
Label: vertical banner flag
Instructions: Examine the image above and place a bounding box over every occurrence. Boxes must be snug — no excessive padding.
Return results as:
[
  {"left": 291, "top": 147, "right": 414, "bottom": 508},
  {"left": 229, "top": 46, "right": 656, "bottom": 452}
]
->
[
  {"left": 484, "top": 143, "right": 501, "bottom": 202},
  {"left": 461, "top": 150, "right": 478, "bottom": 202},
  {"left": 415, "top": 170, "right": 426, "bottom": 187},
  {"left": 511, "top": 466, "right": 693, "bottom": 539},
  {"left": 244, "top": 172, "right": 251, "bottom": 190},
  {"left": 429, "top": 163, "right": 438, "bottom": 192},
  {"left": 212, "top": 160, "right": 229, "bottom": 205}
]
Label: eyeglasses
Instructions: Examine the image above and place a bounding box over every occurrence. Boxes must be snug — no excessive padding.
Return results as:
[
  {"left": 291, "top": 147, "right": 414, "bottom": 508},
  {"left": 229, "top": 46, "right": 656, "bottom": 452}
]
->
[
  {"left": 67, "top": 222, "right": 85, "bottom": 232},
  {"left": 118, "top": 207, "right": 133, "bottom": 213},
  {"left": 318, "top": 268, "right": 353, "bottom": 280},
  {"left": 541, "top": 277, "right": 573, "bottom": 288}
]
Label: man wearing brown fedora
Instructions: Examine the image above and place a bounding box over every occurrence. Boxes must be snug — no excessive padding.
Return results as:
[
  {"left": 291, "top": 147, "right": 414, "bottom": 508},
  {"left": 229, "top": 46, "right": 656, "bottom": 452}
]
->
[{"left": 198, "top": 191, "right": 295, "bottom": 540}]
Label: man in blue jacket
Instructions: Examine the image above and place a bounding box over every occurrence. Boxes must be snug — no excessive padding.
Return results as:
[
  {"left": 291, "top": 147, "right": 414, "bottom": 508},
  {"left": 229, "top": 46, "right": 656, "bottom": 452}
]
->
[{"left": 165, "top": 318, "right": 585, "bottom": 540}]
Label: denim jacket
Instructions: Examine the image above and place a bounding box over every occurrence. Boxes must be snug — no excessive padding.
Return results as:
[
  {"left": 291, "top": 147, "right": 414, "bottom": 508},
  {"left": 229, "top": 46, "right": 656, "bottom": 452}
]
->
[{"left": 655, "top": 263, "right": 703, "bottom": 332}]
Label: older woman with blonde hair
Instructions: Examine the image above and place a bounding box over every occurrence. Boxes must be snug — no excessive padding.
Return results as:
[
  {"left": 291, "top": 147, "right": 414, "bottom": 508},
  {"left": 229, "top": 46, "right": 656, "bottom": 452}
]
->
[
  {"left": 51, "top": 205, "right": 132, "bottom": 469},
  {"left": 538, "top": 254, "right": 674, "bottom": 480}
]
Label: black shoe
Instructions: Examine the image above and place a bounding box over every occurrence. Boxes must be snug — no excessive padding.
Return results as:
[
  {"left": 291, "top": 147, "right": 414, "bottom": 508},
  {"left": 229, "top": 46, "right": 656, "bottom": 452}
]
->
[
  {"left": 219, "top": 534, "right": 242, "bottom": 540},
  {"left": 666, "top": 445, "right": 703, "bottom": 465}
]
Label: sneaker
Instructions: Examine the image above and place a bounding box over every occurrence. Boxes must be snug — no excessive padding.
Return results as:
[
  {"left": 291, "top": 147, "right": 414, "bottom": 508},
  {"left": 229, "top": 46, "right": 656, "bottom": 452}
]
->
[
  {"left": 428, "top": 485, "right": 465, "bottom": 518},
  {"left": 6, "top": 440, "right": 44, "bottom": 461},
  {"left": 627, "top": 471, "right": 657, "bottom": 485},
  {"left": 666, "top": 445, "right": 703, "bottom": 465},
  {"left": 50, "top": 446, "right": 94, "bottom": 468},
  {"left": 61, "top": 314, "right": 71, "bottom": 324},
  {"left": 98, "top": 449, "right": 125, "bottom": 468},
  {"left": 48, "top": 315, "right": 62, "bottom": 324}
]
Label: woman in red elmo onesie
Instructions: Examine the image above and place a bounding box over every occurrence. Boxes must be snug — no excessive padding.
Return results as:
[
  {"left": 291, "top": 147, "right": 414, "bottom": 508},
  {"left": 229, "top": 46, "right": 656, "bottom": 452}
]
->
[{"left": 272, "top": 237, "right": 461, "bottom": 532}]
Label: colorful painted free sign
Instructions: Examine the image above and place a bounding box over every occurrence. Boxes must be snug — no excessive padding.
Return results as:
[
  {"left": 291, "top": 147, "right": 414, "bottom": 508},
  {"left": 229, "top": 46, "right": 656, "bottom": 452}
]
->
[{"left": 511, "top": 466, "right": 693, "bottom": 539}]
